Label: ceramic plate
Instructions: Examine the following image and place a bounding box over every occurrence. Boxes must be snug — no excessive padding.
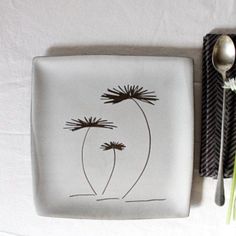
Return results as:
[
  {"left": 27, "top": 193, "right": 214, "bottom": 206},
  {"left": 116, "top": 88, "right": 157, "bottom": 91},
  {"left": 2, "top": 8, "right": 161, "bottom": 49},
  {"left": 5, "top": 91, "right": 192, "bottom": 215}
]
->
[{"left": 31, "top": 55, "right": 194, "bottom": 219}]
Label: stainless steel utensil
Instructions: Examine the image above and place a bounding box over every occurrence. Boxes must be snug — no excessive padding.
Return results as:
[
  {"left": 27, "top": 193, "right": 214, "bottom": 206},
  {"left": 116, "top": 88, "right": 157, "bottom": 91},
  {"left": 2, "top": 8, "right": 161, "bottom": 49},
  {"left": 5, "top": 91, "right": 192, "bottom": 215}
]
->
[{"left": 212, "top": 35, "right": 235, "bottom": 206}]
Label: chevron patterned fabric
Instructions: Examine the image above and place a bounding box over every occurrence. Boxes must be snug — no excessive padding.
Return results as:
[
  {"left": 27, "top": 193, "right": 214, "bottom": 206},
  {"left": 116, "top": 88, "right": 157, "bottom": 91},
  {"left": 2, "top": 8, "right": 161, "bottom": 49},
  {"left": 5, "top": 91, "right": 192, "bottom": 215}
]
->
[{"left": 200, "top": 34, "right": 236, "bottom": 178}]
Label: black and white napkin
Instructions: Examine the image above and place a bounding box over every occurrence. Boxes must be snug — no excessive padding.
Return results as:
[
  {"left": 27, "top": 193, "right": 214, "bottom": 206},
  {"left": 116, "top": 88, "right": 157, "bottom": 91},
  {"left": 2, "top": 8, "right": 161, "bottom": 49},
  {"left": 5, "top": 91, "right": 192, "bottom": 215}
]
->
[{"left": 200, "top": 34, "right": 236, "bottom": 178}]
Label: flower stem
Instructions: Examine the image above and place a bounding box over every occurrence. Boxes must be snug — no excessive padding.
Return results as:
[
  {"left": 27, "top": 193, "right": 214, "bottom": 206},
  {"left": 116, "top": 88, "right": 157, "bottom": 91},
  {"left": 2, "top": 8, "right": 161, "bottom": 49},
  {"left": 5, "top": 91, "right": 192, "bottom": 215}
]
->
[
  {"left": 122, "top": 99, "right": 151, "bottom": 199},
  {"left": 81, "top": 128, "right": 97, "bottom": 195},
  {"left": 102, "top": 149, "right": 116, "bottom": 195},
  {"left": 226, "top": 154, "right": 236, "bottom": 224},
  {"left": 233, "top": 196, "right": 236, "bottom": 220}
]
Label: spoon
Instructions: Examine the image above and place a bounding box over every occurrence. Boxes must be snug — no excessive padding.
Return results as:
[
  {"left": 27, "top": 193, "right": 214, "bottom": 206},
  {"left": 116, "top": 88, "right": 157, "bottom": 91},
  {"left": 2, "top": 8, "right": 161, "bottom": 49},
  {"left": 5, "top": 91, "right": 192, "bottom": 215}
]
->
[{"left": 212, "top": 35, "right": 235, "bottom": 206}]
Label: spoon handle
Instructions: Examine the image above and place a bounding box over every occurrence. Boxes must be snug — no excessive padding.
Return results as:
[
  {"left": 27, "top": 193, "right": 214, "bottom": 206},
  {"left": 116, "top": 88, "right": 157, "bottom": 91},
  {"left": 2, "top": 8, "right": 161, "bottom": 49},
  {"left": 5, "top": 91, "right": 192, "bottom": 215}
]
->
[{"left": 215, "top": 85, "right": 226, "bottom": 206}]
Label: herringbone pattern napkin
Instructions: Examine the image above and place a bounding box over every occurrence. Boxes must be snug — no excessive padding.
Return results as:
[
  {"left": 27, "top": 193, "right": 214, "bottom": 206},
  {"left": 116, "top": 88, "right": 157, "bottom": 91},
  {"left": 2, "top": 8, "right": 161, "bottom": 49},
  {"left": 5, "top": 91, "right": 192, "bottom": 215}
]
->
[{"left": 200, "top": 34, "right": 236, "bottom": 178}]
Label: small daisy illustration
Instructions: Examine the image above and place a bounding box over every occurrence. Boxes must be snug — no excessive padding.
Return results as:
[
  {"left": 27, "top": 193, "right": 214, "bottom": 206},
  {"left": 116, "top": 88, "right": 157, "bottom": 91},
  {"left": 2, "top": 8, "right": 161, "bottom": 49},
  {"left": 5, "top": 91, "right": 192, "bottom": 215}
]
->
[{"left": 101, "top": 141, "right": 126, "bottom": 195}]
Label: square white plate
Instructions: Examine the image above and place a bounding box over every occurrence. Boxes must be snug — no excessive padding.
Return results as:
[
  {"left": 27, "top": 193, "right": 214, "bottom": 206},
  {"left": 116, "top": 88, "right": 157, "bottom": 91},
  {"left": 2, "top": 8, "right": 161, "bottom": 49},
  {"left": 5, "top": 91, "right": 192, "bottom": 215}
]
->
[{"left": 31, "top": 55, "right": 194, "bottom": 219}]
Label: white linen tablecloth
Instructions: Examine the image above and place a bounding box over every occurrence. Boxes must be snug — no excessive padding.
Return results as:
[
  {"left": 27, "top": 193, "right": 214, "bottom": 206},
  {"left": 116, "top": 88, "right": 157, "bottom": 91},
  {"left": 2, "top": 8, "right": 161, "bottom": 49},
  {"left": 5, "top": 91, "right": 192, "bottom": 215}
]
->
[{"left": 0, "top": 0, "right": 236, "bottom": 235}]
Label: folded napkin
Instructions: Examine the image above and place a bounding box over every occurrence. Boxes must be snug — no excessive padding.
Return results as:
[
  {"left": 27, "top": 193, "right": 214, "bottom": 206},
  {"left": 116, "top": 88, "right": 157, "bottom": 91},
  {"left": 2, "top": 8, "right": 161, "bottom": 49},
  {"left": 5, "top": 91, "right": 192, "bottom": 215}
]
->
[{"left": 200, "top": 34, "right": 236, "bottom": 178}]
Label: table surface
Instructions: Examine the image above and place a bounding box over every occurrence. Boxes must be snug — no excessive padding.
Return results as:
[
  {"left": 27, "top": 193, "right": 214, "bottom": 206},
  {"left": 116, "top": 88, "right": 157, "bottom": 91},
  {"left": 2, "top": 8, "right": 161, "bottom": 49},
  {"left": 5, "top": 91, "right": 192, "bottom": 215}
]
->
[{"left": 1, "top": 0, "right": 236, "bottom": 235}]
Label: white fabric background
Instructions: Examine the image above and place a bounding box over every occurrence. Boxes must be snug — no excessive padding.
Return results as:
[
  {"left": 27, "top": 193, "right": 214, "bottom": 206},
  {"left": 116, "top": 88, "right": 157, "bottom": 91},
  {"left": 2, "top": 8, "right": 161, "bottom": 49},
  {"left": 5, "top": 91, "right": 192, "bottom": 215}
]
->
[{"left": 0, "top": 0, "right": 236, "bottom": 235}]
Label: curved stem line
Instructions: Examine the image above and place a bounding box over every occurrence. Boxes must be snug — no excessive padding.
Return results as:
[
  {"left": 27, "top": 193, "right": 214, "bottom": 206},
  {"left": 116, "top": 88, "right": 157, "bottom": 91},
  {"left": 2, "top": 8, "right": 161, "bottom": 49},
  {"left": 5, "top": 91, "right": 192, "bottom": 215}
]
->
[
  {"left": 122, "top": 99, "right": 151, "bottom": 199},
  {"left": 102, "top": 149, "right": 116, "bottom": 195},
  {"left": 81, "top": 127, "right": 97, "bottom": 195}
]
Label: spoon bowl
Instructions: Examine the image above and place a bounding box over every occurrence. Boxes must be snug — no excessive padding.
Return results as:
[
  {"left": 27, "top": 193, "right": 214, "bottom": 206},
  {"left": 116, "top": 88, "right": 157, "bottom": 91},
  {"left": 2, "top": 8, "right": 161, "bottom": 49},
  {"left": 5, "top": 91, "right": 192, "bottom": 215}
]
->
[{"left": 212, "top": 35, "right": 235, "bottom": 77}]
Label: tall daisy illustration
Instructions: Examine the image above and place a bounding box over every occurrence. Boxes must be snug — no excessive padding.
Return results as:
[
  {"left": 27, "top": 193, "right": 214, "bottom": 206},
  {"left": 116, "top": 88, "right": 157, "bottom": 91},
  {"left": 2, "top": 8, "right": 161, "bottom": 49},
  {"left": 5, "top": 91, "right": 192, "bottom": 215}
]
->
[
  {"left": 64, "top": 117, "right": 116, "bottom": 196},
  {"left": 101, "top": 85, "right": 158, "bottom": 199},
  {"left": 101, "top": 141, "right": 126, "bottom": 195}
]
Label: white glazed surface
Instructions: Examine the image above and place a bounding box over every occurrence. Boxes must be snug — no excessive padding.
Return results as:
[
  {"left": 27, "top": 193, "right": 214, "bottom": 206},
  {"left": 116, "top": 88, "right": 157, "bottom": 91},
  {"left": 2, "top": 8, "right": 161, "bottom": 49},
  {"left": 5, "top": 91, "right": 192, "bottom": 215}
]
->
[
  {"left": 32, "top": 56, "right": 193, "bottom": 219},
  {"left": 1, "top": 0, "right": 236, "bottom": 235}
]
